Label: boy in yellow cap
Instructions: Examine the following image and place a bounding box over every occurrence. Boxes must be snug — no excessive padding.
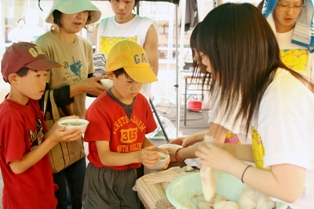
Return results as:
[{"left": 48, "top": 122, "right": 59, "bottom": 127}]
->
[
  {"left": 82, "top": 40, "right": 167, "bottom": 208},
  {"left": 0, "top": 42, "right": 83, "bottom": 209}
]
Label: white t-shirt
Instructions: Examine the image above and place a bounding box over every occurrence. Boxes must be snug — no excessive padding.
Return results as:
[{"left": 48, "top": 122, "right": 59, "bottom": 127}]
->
[
  {"left": 276, "top": 30, "right": 313, "bottom": 82},
  {"left": 266, "top": 14, "right": 314, "bottom": 83},
  {"left": 96, "top": 15, "right": 158, "bottom": 99},
  {"left": 208, "top": 29, "right": 314, "bottom": 145},
  {"left": 208, "top": 85, "right": 250, "bottom": 144},
  {"left": 252, "top": 68, "right": 314, "bottom": 208}
]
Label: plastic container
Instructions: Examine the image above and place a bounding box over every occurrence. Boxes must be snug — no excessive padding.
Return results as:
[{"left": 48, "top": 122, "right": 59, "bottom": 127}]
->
[
  {"left": 57, "top": 118, "right": 89, "bottom": 133},
  {"left": 100, "top": 79, "right": 113, "bottom": 88},
  {"left": 187, "top": 100, "right": 203, "bottom": 112},
  {"left": 145, "top": 152, "right": 170, "bottom": 170},
  {"left": 159, "top": 144, "right": 182, "bottom": 149},
  {"left": 200, "top": 135, "right": 216, "bottom": 201},
  {"left": 166, "top": 172, "right": 243, "bottom": 209},
  {"left": 166, "top": 172, "right": 288, "bottom": 209}
]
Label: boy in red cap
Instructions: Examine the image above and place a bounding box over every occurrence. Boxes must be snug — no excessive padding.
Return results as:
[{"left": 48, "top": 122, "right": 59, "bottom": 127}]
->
[{"left": 0, "top": 42, "right": 83, "bottom": 209}]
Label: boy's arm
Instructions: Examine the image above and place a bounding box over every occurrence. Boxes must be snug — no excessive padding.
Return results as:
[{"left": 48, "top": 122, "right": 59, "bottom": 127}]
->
[
  {"left": 142, "top": 137, "right": 154, "bottom": 148},
  {"left": 9, "top": 126, "right": 82, "bottom": 174},
  {"left": 9, "top": 137, "right": 58, "bottom": 174},
  {"left": 96, "top": 140, "right": 159, "bottom": 167},
  {"left": 93, "top": 23, "right": 100, "bottom": 53},
  {"left": 143, "top": 24, "right": 159, "bottom": 76}
]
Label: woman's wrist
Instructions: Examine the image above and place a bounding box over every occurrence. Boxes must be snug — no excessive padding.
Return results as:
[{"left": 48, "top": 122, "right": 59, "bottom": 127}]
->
[
  {"left": 174, "top": 148, "right": 185, "bottom": 162},
  {"left": 241, "top": 165, "right": 252, "bottom": 183}
]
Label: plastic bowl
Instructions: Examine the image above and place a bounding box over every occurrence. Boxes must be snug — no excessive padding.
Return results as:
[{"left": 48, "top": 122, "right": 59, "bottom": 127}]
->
[
  {"left": 57, "top": 118, "right": 89, "bottom": 133},
  {"left": 166, "top": 172, "right": 243, "bottom": 209},
  {"left": 159, "top": 144, "right": 182, "bottom": 149},
  {"left": 145, "top": 152, "right": 170, "bottom": 170},
  {"left": 100, "top": 79, "right": 113, "bottom": 88}
]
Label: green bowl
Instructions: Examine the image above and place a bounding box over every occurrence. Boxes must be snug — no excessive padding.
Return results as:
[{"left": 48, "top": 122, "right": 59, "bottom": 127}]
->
[
  {"left": 166, "top": 171, "right": 288, "bottom": 209},
  {"left": 166, "top": 171, "right": 243, "bottom": 209}
]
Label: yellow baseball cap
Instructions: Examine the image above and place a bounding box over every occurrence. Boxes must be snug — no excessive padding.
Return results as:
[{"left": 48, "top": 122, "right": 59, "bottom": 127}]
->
[{"left": 106, "top": 40, "right": 158, "bottom": 83}]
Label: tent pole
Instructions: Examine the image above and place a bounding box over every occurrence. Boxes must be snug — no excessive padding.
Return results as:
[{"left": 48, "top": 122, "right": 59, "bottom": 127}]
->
[
  {"left": 175, "top": 0, "right": 186, "bottom": 138},
  {"left": 175, "top": 3, "right": 179, "bottom": 138}
]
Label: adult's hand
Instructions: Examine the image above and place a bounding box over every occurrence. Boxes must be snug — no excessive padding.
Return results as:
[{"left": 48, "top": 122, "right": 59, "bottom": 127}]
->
[
  {"left": 169, "top": 135, "right": 197, "bottom": 147},
  {"left": 71, "top": 76, "right": 107, "bottom": 97},
  {"left": 196, "top": 142, "right": 238, "bottom": 173},
  {"left": 168, "top": 137, "right": 183, "bottom": 145}
]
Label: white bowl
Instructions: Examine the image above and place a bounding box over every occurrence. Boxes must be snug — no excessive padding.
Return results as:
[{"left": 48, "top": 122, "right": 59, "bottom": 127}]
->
[
  {"left": 145, "top": 152, "right": 170, "bottom": 170},
  {"left": 57, "top": 118, "right": 89, "bottom": 133},
  {"left": 100, "top": 79, "right": 113, "bottom": 88},
  {"left": 159, "top": 144, "right": 182, "bottom": 149}
]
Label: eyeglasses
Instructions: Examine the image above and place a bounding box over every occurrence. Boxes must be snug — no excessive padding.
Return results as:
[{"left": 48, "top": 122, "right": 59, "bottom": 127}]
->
[{"left": 276, "top": 2, "right": 304, "bottom": 11}]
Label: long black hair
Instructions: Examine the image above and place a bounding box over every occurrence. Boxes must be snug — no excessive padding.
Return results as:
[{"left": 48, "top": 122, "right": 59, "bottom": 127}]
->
[{"left": 197, "top": 3, "right": 305, "bottom": 133}]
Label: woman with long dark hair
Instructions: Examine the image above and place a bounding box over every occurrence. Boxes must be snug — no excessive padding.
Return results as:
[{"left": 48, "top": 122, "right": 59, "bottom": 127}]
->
[{"left": 196, "top": 3, "right": 314, "bottom": 208}]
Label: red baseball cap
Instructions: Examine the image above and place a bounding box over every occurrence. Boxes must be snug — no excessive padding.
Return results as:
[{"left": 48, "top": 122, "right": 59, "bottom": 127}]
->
[{"left": 1, "top": 42, "right": 62, "bottom": 82}]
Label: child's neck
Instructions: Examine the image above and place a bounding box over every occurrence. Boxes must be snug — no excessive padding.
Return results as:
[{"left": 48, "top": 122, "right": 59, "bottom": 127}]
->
[
  {"left": 109, "top": 88, "right": 134, "bottom": 105},
  {"left": 7, "top": 90, "right": 29, "bottom": 106}
]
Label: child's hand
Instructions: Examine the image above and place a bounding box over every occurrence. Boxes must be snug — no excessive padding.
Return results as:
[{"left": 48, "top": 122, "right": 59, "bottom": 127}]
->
[
  {"left": 53, "top": 126, "right": 82, "bottom": 143},
  {"left": 139, "top": 146, "right": 159, "bottom": 167}
]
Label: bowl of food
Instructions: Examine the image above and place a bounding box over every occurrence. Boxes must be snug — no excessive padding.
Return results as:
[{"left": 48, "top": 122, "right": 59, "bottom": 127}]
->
[
  {"left": 166, "top": 171, "right": 243, "bottom": 209},
  {"left": 166, "top": 172, "right": 288, "bottom": 209},
  {"left": 145, "top": 152, "right": 170, "bottom": 170},
  {"left": 159, "top": 144, "right": 182, "bottom": 149},
  {"left": 57, "top": 118, "right": 89, "bottom": 133},
  {"left": 100, "top": 79, "right": 113, "bottom": 88}
]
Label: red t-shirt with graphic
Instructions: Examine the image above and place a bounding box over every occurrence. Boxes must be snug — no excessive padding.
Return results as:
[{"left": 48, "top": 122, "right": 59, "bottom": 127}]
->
[
  {"left": 0, "top": 98, "right": 57, "bottom": 209},
  {"left": 84, "top": 92, "right": 157, "bottom": 170}
]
